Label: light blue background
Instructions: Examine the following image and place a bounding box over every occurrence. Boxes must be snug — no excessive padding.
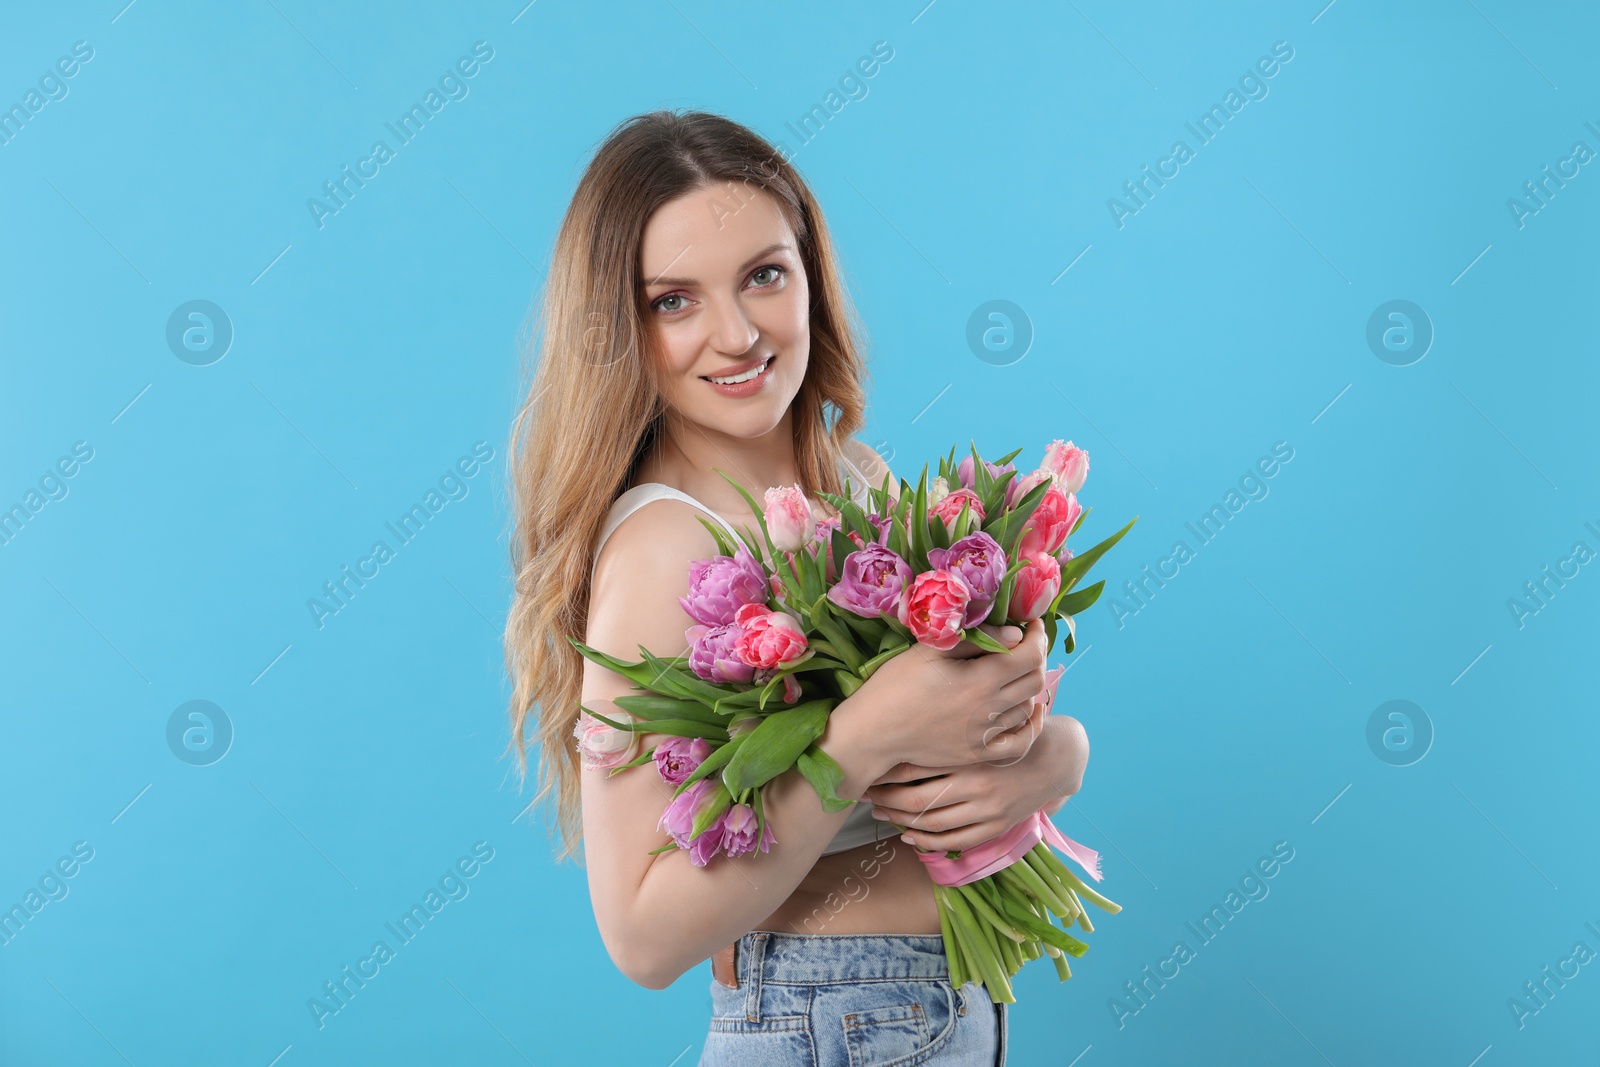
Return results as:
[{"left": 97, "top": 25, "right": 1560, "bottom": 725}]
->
[{"left": 3, "top": 1, "right": 1596, "bottom": 1064}]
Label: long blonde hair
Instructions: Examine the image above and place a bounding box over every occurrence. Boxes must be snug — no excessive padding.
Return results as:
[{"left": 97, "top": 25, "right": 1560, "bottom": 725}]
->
[{"left": 504, "top": 110, "right": 872, "bottom": 863}]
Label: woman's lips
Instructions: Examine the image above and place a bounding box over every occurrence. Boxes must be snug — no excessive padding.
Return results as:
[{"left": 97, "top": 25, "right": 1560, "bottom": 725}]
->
[
  {"left": 701, "top": 354, "right": 773, "bottom": 382},
  {"left": 702, "top": 355, "right": 776, "bottom": 396}
]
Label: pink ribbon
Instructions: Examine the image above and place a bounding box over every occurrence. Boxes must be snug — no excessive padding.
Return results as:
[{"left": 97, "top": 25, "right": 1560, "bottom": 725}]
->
[
  {"left": 913, "top": 807, "right": 1103, "bottom": 888},
  {"left": 910, "top": 651, "right": 1099, "bottom": 888}
]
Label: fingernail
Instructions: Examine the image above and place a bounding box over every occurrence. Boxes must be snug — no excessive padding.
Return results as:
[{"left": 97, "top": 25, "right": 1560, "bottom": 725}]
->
[{"left": 1001, "top": 626, "right": 1021, "bottom": 642}]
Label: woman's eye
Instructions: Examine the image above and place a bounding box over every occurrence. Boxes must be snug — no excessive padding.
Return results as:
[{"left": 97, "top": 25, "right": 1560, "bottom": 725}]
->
[
  {"left": 750, "top": 265, "right": 785, "bottom": 287},
  {"left": 651, "top": 266, "right": 784, "bottom": 314}
]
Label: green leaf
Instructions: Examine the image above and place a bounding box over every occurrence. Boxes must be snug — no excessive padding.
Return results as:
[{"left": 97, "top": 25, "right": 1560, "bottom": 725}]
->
[
  {"left": 690, "top": 781, "right": 733, "bottom": 839},
  {"left": 637, "top": 646, "right": 733, "bottom": 705},
  {"left": 1060, "top": 516, "right": 1137, "bottom": 591},
  {"left": 721, "top": 699, "right": 833, "bottom": 794},
  {"left": 983, "top": 555, "right": 1032, "bottom": 627},
  {"left": 674, "top": 734, "right": 746, "bottom": 796},
  {"left": 910, "top": 466, "right": 931, "bottom": 573},
  {"left": 981, "top": 476, "right": 1050, "bottom": 558},
  {"left": 582, "top": 707, "right": 730, "bottom": 741},
  {"left": 566, "top": 636, "right": 670, "bottom": 691},
  {"left": 605, "top": 745, "right": 659, "bottom": 777},
  {"left": 809, "top": 597, "right": 864, "bottom": 672},
  {"left": 711, "top": 688, "right": 768, "bottom": 714},
  {"left": 694, "top": 514, "right": 739, "bottom": 558},
  {"left": 857, "top": 643, "right": 908, "bottom": 681},
  {"left": 879, "top": 613, "right": 914, "bottom": 649},
  {"left": 829, "top": 528, "right": 856, "bottom": 578},
  {"left": 1056, "top": 579, "right": 1105, "bottom": 617},
  {"left": 796, "top": 745, "right": 855, "bottom": 813},
  {"left": 964, "top": 628, "right": 1013, "bottom": 655},
  {"left": 836, "top": 607, "right": 888, "bottom": 647},
  {"left": 613, "top": 695, "right": 730, "bottom": 725}
]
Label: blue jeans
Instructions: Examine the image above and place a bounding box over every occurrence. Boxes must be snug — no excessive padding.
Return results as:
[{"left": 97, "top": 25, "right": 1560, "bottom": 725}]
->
[{"left": 698, "top": 930, "right": 1007, "bottom": 1066}]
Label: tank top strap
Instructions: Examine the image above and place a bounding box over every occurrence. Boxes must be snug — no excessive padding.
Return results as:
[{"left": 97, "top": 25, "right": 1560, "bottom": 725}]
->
[
  {"left": 591, "top": 484, "right": 743, "bottom": 580},
  {"left": 592, "top": 452, "right": 876, "bottom": 579}
]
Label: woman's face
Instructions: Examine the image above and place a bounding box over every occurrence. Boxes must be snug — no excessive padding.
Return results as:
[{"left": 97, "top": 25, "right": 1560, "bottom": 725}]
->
[{"left": 638, "top": 184, "right": 810, "bottom": 440}]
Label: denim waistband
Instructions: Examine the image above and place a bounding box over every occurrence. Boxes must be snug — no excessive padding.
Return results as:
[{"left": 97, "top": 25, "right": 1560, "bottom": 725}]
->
[{"left": 737, "top": 930, "right": 950, "bottom": 985}]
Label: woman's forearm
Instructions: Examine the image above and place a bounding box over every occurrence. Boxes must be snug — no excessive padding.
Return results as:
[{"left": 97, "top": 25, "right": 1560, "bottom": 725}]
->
[{"left": 618, "top": 690, "right": 895, "bottom": 988}]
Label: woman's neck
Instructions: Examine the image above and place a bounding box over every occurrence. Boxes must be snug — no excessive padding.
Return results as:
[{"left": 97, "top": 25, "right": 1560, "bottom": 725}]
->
[{"left": 635, "top": 414, "right": 802, "bottom": 513}]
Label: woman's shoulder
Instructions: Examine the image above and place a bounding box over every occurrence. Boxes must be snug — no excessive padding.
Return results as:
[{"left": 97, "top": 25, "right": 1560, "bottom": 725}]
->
[
  {"left": 591, "top": 494, "right": 726, "bottom": 598},
  {"left": 841, "top": 438, "right": 893, "bottom": 489}
]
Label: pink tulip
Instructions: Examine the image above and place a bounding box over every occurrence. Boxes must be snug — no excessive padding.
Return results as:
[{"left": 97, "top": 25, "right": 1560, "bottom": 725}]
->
[
  {"left": 733, "top": 603, "right": 810, "bottom": 669},
  {"left": 1043, "top": 440, "right": 1089, "bottom": 495},
  {"left": 1010, "top": 552, "right": 1062, "bottom": 621},
  {"left": 897, "top": 570, "right": 973, "bottom": 651},
  {"left": 1019, "top": 486, "right": 1080, "bottom": 558},
  {"left": 573, "top": 710, "right": 637, "bottom": 772},
  {"left": 1011, "top": 468, "right": 1051, "bottom": 509},
  {"left": 763, "top": 485, "right": 813, "bottom": 553},
  {"left": 930, "top": 488, "right": 984, "bottom": 531}
]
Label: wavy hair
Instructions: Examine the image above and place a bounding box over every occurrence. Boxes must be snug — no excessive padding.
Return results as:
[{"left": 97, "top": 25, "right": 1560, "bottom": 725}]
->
[{"left": 503, "top": 110, "right": 872, "bottom": 863}]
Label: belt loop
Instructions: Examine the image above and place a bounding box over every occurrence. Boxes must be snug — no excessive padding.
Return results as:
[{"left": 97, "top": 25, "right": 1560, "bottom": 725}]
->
[{"left": 743, "top": 932, "right": 769, "bottom": 1022}]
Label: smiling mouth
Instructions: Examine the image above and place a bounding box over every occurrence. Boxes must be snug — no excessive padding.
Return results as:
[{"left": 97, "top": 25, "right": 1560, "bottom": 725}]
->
[{"left": 702, "top": 355, "right": 775, "bottom": 385}]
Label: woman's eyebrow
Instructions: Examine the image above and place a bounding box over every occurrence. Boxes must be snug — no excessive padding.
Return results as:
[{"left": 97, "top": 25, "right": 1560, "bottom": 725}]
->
[{"left": 641, "top": 242, "right": 794, "bottom": 288}]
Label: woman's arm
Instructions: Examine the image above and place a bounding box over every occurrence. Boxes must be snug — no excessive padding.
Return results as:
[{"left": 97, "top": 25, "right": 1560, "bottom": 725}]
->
[
  {"left": 580, "top": 500, "right": 898, "bottom": 990},
  {"left": 861, "top": 694, "right": 1091, "bottom": 851}
]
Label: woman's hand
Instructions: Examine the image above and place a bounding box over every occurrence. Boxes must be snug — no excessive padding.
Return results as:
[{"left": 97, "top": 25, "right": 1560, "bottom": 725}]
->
[
  {"left": 834, "top": 619, "right": 1051, "bottom": 778},
  {"left": 861, "top": 705, "right": 1089, "bottom": 853}
]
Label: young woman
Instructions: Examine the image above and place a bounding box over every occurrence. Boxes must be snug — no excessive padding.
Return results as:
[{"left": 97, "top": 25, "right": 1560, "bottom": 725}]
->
[{"left": 504, "top": 110, "right": 1091, "bottom": 1066}]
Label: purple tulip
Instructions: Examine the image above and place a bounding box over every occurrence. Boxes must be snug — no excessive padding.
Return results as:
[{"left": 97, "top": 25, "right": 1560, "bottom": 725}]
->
[
  {"left": 957, "top": 456, "right": 1016, "bottom": 493},
  {"left": 686, "top": 622, "right": 756, "bottom": 684},
  {"left": 658, "top": 779, "right": 707, "bottom": 844},
  {"left": 658, "top": 779, "right": 732, "bottom": 868},
  {"left": 678, "top": 544, "right": 769, "bottom": 627},
  {"left": 826, "top": 543, "right": 914, "bottom": 619},
  {"left": 927, "top": 532, "right": 1006, "bottom": 627},
  {"left": 689, "top": 819, "right": 727, "bottom": 866},
  {"left": 654, "top": 736, "right": 712, "bottom": 786},
  {"left": 721, "top": 804, "right": 777, "bottom": 858}
]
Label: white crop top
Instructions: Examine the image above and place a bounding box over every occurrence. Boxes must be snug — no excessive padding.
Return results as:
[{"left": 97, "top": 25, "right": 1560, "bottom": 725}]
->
[{"left": 591, "top": 450, "right": 893, "bottom": 857}]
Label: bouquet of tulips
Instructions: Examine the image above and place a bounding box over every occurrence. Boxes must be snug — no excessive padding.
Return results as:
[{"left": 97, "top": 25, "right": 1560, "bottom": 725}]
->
[{"left": 570, "top": 439, "right": 1136, "bottom": 1001}]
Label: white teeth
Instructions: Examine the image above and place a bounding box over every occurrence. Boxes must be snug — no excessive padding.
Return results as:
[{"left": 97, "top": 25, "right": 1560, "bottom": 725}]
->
[{"left": 707, "top": 357, "right": 771, "bottom": 385}]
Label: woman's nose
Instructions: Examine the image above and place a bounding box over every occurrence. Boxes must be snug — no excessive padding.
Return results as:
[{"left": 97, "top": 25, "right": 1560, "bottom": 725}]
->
[{"left": 705, "top": 296, "right": 759, "bottom": 355}]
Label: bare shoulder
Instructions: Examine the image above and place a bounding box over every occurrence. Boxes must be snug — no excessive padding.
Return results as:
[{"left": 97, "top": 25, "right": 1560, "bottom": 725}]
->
[
  {"left": 587, "top": 497, "right": 724, "bottom": 665},
  {"left": 842, "top": 438, "right": 895, "bottom": 491}
]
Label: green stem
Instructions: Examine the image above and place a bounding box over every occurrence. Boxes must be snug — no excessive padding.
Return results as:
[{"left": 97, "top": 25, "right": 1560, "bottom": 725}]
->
[
  {"left": 1038, "top": 846, "right": 1122, "bottom": 914},
  {"left": 1023, "top": 848, "right": 1077, "bottom": 915},
  {"left": 1063, "top": 886, "right": 1095, "bottom": 932},
  {"left": 956, "top": 882, "right": 1026, "bottom": 943},
  {"left": 936, "top": 888, "right": 965, "bottom": 990},
  {"left": 946, "top": 887, "right": 1014, "bottom": 1003},
  {"left": 946, "top": 892, "right": 994, "bottom": 997},
  {"left": 1005, "top": 855, "right": 1072, "bottom": 917},
  {"left": 993, "top": 890, "right": 1090, "bottom": 957}
]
